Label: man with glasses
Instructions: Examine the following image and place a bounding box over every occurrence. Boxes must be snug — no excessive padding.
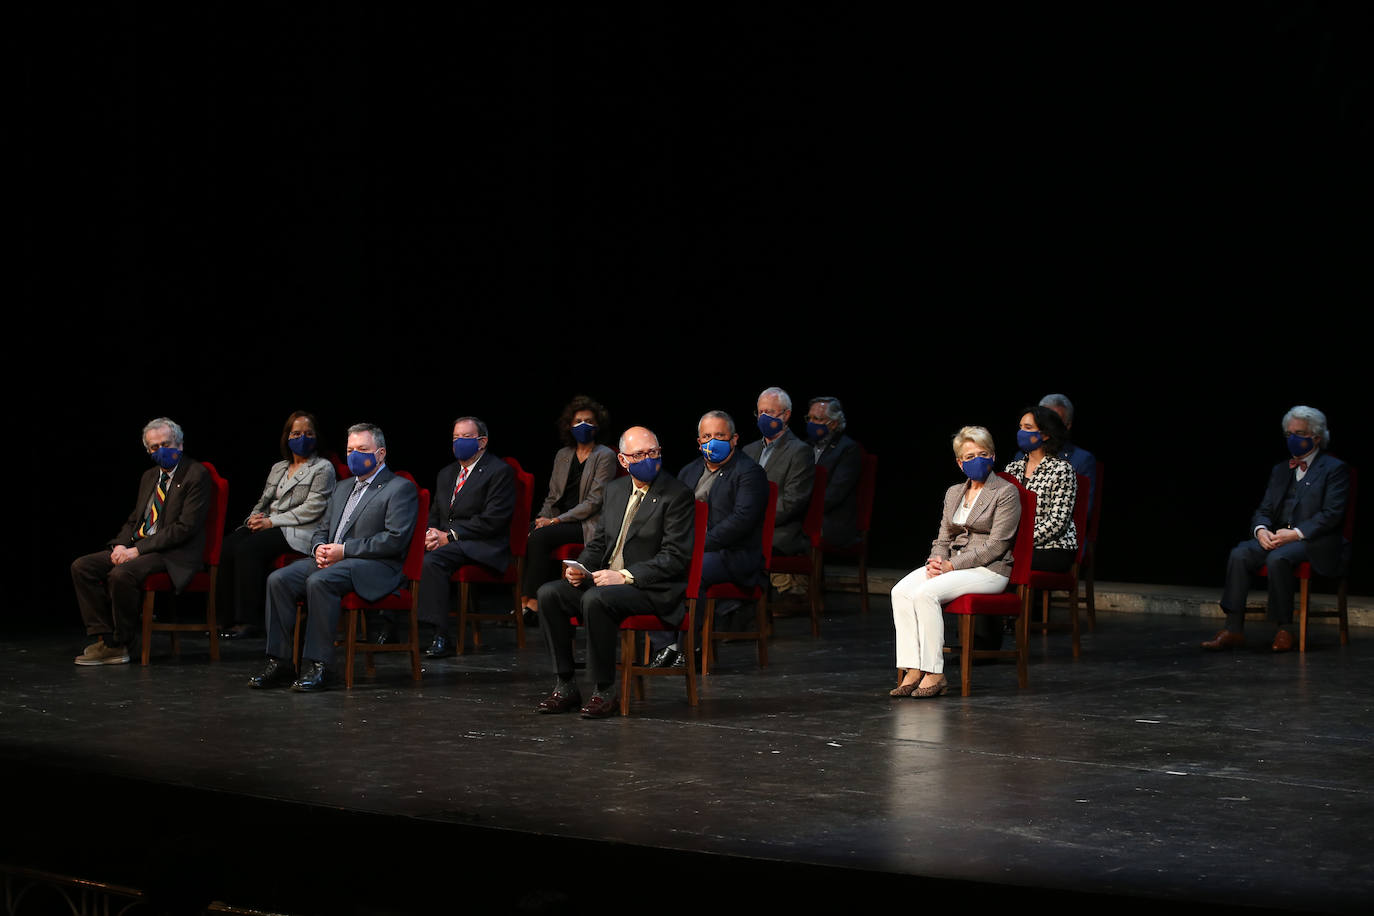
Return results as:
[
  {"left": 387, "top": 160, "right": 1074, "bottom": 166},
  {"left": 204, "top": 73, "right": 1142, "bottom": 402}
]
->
[
  {"left": 744, "top": 386, "right": 815, "bottom": 599},
  {"left": 534, "top": 426, "right": 695, "bottom": 718},
  {"left": 1203, "top": 406, "right": 1350, "bottom": 654},
  {"left": 71, "top": 417, "right": 213, "bottom": 665},
  {"left": 251, "top": 423, "right": 418, "bottom": 691},
  {"left": 414, "top": 415, "right": 515, "bottom": 658},
  {"left": 648, "top": 410, "right": 769, "bottom": 668},
  {"left": 806, "top": 396, "right": 862, "bottom": 548}
]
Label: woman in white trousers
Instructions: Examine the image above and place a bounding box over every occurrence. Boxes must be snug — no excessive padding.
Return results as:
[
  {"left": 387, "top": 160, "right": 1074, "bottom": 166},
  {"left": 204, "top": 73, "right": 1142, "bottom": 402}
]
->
[{"left": 890, "top": 426, "right": 1021, "bottom": 698}]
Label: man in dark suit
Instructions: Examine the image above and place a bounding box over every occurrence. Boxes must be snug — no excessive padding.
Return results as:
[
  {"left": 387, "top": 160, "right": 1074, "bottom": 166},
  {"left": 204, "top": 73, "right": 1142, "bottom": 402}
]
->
[
  {"left": 535, "top": 426, "right": 695, "bottom": 718},
  {"left": 805, "top": 396, "right": 863, "bottom": 548},
  {"left": 650, "top": 410, "right": 769, "bottom": 667},
  {"left": 250, "top": 423, "right": 418, "bottom": 691},
  {"left": 1204, "top": 406, "right": 1350, "bottom": 653},
  {"left": 415, "top": 415, "right": 516, "bottom": 658},
  {"left": 71, "top": 417, "right": 213, "bottom": 665},
  {"left": 744, "top": 387, "right": 815, "bottom": 598}
]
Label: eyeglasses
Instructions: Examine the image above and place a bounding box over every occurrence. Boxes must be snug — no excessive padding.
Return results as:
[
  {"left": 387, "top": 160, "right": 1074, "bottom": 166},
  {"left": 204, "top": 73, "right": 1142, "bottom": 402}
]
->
[
  {"left": 288, "top": 430, "right": 314, "bottom": 438},
  {"left": 622, "top": 447, "right": 662, "bottom": 462}
]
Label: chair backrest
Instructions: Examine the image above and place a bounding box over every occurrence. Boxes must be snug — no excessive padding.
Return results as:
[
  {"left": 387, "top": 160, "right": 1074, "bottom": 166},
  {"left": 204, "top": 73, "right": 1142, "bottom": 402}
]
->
[
  {"left": 1342, "top": 466, "right": 1359, "bottom": 542},
  {"left": 684, "top": 500, "right": 710, "bottom": 599},
  {"left": 993, "top": 471, "right": 1038, "bottom": 588},
  {"left": 503, "top": 457, "right": 537, "bottom": 559},
  {"left": 1072, "top": 472, "right": 1091, "bottom": 563},
  {"left": 199, "top": 461, "right": 230, "bottom": 566},
  {"left": 1085, "top": 460, "right": 1104, "bottom": 546},
  {"left": 759, "top": 481, "right": 778, "bottom": 574},
  {"left": 800, "top": 464, "right": 828, "bottom": 549},
  {"left": 392, "top": 472, "right": 432, "bottom": 583},
  {"left": 326, "top": 451, "right": 351, "bottom": 481},
  {"left": 855, "top": 450, "right": 878, "bottom": 533}
]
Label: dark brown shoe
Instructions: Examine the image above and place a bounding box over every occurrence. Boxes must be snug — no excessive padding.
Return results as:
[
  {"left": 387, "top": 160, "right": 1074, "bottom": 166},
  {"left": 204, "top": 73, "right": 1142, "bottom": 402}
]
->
[
  {"left": 536, "top": 685, "right": 582, "bottom": 714},
  {"left": 580, "top": 693, "right": 619, "bottom": 719},
  {"left": 1271, "top": 629, "right": 1294, "bottom": 652},
  {"left": 1201, "top": 629, "right": 1246, "bottom": 651}
]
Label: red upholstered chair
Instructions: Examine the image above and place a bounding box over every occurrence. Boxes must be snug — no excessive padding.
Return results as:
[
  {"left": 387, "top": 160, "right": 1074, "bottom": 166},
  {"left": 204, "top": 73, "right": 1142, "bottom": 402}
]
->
[
  {"left": 941, "top": 473, "right": 1037, "bottom": 697},
  {"left": 139, "top": 461, "right": 229, "bottom": 666},
  {"left": 1258, "top": 466, "right": 1357, "bottom": 652},
  {"left": 767, "top": 465, "right": 827, "bottom": 638},
  {"left": 701, "top": 481, "right": 778, "bottom": 675},
  {"left": 1027, "top": 472, "right": 1092, "bottom": 658},
  {"left": 292, "top": 473, "right": 431, "bottom": 687},
  {"left": 820, "top": 450, "right": 878, "bottom": 621},
  {"left": 1080, "top": 461, "right": 1104, "bottom": 630},
  {"left": 615, "top": 500, "right": 708, "bottom": 715},
  {"left": 454, "top": 458, "right": 536, "bottom": 653}
]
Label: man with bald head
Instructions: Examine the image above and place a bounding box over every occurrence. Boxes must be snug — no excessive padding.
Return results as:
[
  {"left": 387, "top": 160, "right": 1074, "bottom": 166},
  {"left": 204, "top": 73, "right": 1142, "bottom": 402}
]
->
[{"left": 535, "top": 426, "right": 696, "bottom": 718}]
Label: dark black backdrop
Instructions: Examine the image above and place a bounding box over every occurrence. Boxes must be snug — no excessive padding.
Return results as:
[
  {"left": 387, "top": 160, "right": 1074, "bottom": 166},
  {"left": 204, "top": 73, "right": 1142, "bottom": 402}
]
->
[{"left": 17, "top": 4, "right": 1372, "bottom": 631}]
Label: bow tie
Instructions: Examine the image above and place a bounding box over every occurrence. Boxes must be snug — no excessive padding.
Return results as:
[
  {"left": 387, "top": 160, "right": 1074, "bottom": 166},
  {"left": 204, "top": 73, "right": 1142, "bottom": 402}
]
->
[{"left": 1289, "top": 458, "right": 1308, "bottom": 471}]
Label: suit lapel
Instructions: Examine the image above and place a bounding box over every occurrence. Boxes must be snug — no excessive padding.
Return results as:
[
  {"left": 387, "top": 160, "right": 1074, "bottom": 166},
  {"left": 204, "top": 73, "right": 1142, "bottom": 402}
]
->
[
  {"left": 338, "top": 469, "right": 390, "bottom": 540},
  {"left": 962, "top": 477, "right": 1001, "bottom": 529}
]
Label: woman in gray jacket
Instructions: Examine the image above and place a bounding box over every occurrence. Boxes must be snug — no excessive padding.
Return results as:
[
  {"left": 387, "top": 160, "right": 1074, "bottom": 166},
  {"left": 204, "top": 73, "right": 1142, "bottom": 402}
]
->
[{"left": 218, "top": 411, "right": 336, "bottom": 638}]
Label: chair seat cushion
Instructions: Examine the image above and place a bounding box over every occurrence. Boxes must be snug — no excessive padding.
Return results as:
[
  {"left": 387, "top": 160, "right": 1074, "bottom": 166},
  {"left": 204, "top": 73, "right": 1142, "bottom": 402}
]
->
[
  {"left": 943, "top": 591, "right": 1021, "bottom": 616},
  {"left": 1027, "top": 570, "right": 1076, "bottom": 590},
  {"left": 704, "top": 582, "right": 762, "bottom": 600},
  {"left": 451, "top": 565, "right": 514, "bottom": 584},
  {"left": 141, "top": 571, "right": 211, "bottom": 593},
  {"left": 1258, "top": 563, "right": 1313, "bottom": 579},
  {"left": 620, "top": 614, "right": 684, "bottom": 631},
  {"left": 340, "top": 591, "right": 411, "bottom": 612},
  {"left": 770, "top": 553, "right": 813, "bottom": 574}
]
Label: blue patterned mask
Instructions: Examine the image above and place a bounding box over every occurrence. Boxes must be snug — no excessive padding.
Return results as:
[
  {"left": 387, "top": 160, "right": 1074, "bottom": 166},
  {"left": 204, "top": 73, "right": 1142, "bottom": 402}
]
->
[
  {"left": 960, "top": 456, "right": 994, "bottom": 483},
  {"left": 806, "top": 421, "right": 830, "bottom": 444},
  {"left": 1287, "top": 433, "right": 1316, "bottom": 457},
  {"left": 1016, "top": 429, "right": 1044, "bottom": 452},
  {"left": 701, "top": 438, "right": 733, "bottom": 464},
  {"left": 757, "top": 413, "right": 786, "bottom": 439},
  {"left": 347, "top": 450, "right": 380, "bottom": 476},
  {"left": 151, "top": 446, "right": 181, "bottom": 470}
]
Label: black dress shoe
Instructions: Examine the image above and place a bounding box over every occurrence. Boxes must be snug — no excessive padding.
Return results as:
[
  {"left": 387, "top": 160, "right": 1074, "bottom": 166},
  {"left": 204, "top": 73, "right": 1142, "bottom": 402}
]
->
[
  {"left": 248, "top": 658, "right": 296, "bottom": 689},
  {"left": 290, "top": 661, "right": 331, "bottom": 692},
  {"left": 649, "top": 645, "right": 681, "bottom": 669},
  {"left": 580, "top": 693, "right": 618, "bottom": 719},
  {"left": 536, "top": 685, "right": 583, "bottom": 714},
  {"left": 425, "top": 633, "right": 453, "bottom": 658},
  {"left": 220, "top": 624, "right": 260, "bottom": 640}
]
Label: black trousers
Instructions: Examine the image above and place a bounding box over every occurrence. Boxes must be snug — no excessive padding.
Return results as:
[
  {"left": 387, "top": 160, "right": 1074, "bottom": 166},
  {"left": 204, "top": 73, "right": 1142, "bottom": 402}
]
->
[
  {"left": 215, "top": 526, "right": 291, "bottom": 627},
  {"left": 1221, "top": 538, "right": 1308, "bottom": 629},
  {"left": 537, "top": 578, "right": 655, "bottom": 689},
  {"left": 522, "top": 521, "right": 585, "bottom": 598}
]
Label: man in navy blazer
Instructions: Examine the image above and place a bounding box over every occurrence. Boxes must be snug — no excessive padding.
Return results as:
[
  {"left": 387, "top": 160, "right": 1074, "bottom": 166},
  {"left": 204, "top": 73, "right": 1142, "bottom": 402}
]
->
[
  {"left": 1204, "top": 406, "right": 1350, "bottom": 653},
  {"left": 416, "top": 416, "right": 516, "bottom": 657},
  {"left": 251, "top": 423, "right": 418, "bottom": 691},
  {"left": 649, "top": 410, "right": 769, "bottom": 667}
]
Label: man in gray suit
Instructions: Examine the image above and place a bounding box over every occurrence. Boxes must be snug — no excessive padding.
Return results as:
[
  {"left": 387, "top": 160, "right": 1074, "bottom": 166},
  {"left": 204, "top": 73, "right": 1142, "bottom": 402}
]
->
[
  {"left": 250, "top": 423, "right": 419, "bottom": 692},
  {"left": 743, "top": 387, "right": 814, "bottom": 597}
]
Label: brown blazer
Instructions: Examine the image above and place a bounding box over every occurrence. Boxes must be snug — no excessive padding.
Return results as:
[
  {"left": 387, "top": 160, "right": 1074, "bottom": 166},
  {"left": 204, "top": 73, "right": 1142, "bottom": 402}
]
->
[
  {"left": 929, "top": 473, "right": 1021, "bottom": 578},
  {"left": 110, "top": 458, "right": 214, "bottom": 592},
  {"left": 537, "top": 444, "right": 617, "bottom": 542}
]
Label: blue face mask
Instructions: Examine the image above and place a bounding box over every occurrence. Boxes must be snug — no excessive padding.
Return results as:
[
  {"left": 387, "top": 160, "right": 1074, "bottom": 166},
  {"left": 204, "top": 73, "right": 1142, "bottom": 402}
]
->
[
  {"left": 1016, "top": 428, "right": 1044, "bottom": 452},
  {"left": 348, "top": 449, "right": 380, "bottom": 476},
  {"left": 757, "top": 413, "right": 786, "bottom": 439},
  {"left": 452, "top": 437, "right": 482, "bottom": 461},
  {"left": 571, "top": 422, "right": 597, "bottom": 445},
  {"left": 701, "top": 437, "right": 733, "bottom": 464},
  {"left": 960, "top": 455, "right": 994, "bottom": 483},
  {"left": 288, "top": 435, "right": 316, "bottom": 457},
  {"left": 1287, "top": 433, "right": 1316, "bottom": 457},
  {"left": 806, "top": 420, "right": 830, "bottom": 444},
  {"left": 151, "top": 446, "right": 182, "bottom": 470},
  {"left": 627, "top": 456, "right": 661, "bottom": 483}
]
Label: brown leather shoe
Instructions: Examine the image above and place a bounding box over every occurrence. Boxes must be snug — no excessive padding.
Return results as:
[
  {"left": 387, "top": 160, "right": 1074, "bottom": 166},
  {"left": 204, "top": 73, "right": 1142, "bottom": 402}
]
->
[
  {"left": 1201, "top": 629, "right": 1245, "bottom": 651},
  {"left": 1271, "top": 628, "right": 1294, "bottom": 653},
  {"left": 536, "top": 685, "right": 582, "bottom": 714},
  {"left": 580, "top": 693, "right": 619, "bottom": 719}
]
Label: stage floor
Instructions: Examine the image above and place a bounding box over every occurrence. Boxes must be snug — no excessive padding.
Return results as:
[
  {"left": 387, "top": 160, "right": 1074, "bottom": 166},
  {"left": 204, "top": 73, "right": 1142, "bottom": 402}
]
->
[{"left": 2, "top": 595, "right": 1370, "bottom": 914}]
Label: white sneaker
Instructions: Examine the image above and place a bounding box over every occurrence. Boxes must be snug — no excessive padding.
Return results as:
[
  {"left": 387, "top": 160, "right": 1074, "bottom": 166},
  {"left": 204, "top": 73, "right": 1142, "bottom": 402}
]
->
[{"left": 74, "top": 638, "right": 130, "bottom": 666}]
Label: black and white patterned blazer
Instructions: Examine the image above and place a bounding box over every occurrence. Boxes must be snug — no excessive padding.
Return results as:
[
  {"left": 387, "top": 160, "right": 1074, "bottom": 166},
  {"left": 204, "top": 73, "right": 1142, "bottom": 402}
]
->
[{"left": 1002, "top": 455, "right": 1078, "bottom": 552}]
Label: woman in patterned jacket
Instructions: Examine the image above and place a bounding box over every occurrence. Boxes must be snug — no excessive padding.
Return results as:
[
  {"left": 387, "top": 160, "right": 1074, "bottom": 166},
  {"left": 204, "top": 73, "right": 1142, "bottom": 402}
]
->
[{"left": 1003, "top": 405, "right": 1079, "bottom": 572}]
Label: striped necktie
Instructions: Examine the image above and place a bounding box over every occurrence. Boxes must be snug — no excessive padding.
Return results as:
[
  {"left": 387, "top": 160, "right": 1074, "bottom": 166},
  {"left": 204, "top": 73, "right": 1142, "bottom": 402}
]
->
[{"left": 137, "top": 471, "right": 170, "bottom": 538}]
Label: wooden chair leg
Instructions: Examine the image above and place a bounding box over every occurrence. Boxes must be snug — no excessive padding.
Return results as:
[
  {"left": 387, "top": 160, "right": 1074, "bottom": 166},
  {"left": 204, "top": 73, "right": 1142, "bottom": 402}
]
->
[
  {"left": 619, "top": 630, "right": 635, "bottom": 716},
  {"left": 457, "top": 582, "right": 470, "bottom": 654},
  {"left": 1070, "top": 582, "right": 1081, "bottom": 659},
  {"left": 206, "top": 569, "right": 220, "bottom": 662},
  {"left": 344, "top": 609, "right": 357, "bottom": 689},
  {"left": 293, "top": 606, "right": 304, "bottom": 669},
  {"left": 756, "top": 595, "right": 768, "bottom": 668},
  {"left": 1016, "top": 598, "right": 1030, "bottom": 689},
  {"left": 1299, "top": 578, "right": 1309, "bottom": 653},
  {"left": 140, "top": 592, "right": 155, "bottom": 666},
  {"left": 701, "top": 598, "right": 715, "bottom": 677},
  {"left": 959, "top": 616, "right": 973, "bottom": 697},
  {"left": 511, "top": 566, "right": 526, "bottom": 649},
  {"left": 1338, "top": 579, "right": 1350, "bottom": 645},
  {"left": 685, "top": 605, "right": 699, "bottom": 706},
  {"left": 858, "top": 551, "right": 870, "bottom": 614},
  {"left": 409, "top": 599, "right": 422, "bottom": 682}
]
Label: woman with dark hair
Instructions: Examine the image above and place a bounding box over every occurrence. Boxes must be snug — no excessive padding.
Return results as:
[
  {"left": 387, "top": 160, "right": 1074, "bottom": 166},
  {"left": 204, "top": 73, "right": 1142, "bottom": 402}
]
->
[
  {"left": 520, "top": 396, "right": 617, "bottom": 618},
  {"left": 217, "top": 411, "right": 336, "bottom": 638},
  {"left": 1002, "top": 404, "right": 1078, "bottom": 573}
]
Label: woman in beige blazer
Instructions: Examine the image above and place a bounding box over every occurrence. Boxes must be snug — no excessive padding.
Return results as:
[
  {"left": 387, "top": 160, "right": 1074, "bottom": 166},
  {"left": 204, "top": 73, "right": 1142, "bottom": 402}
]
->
[
  {"left": 521, "top": 396, "right": 617, "bottom": 618},
  {"left": 890, "top": 426, "right": 1021, "bottom": 698},
  {"left": 217, "top": 411, "right": 336, "bottom": 638}
]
